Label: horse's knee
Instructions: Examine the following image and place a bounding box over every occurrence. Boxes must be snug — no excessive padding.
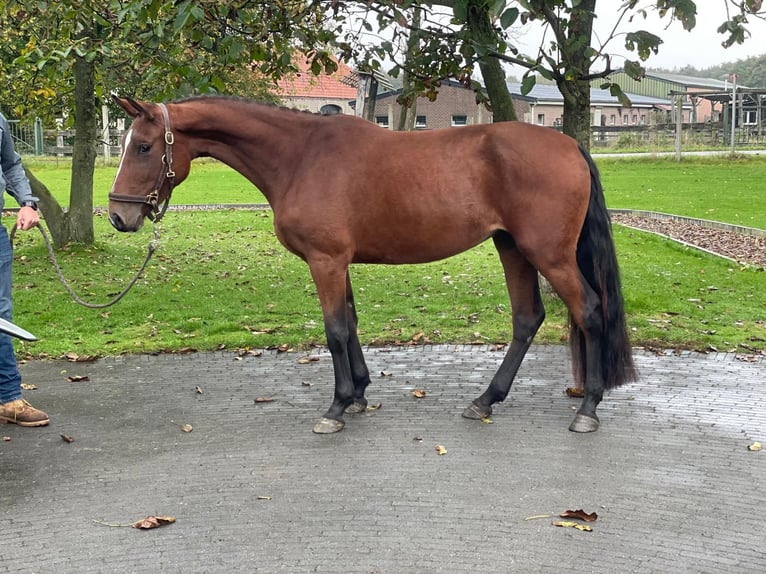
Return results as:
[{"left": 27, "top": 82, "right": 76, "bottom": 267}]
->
[
  {"left": 513, "top": 307, "right": 545, "bottom": 343},
  {"left": 324, "top": 321, "right": 349, "bottom": 354}
]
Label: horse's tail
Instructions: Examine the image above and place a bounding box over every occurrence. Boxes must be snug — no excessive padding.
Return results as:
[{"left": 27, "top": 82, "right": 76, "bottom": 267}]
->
[{"left": 570, "top": 146, "right": 637, "bottom": 390}]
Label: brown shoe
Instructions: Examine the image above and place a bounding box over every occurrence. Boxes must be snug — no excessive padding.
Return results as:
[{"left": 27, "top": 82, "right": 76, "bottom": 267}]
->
[{"left": 0, "top": 398, "right": 49, "bottom": 427}]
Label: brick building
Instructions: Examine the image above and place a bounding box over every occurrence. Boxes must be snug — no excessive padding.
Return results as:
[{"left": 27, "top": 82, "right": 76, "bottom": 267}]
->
[
  {"left": 369, "top": 80, "right": 493, "bottom": 129},
  {"left": 275, "top": 58, "right": 357, "bottom": 115}
]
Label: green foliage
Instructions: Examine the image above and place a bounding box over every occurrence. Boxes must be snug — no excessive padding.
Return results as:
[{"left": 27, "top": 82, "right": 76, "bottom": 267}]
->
[{"left": 0, "top": 1, "right": 339, "bottom": 119}]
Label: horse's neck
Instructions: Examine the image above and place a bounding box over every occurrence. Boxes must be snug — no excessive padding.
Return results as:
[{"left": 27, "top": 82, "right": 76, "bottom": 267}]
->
[{"left": 181, "top": 101, "right": 311, "bottom": 206}]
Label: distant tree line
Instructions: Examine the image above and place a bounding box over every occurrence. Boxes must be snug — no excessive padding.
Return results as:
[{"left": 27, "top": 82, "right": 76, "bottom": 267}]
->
[{"left": 663, "top": 52, "right": 766, "bottom": 87}]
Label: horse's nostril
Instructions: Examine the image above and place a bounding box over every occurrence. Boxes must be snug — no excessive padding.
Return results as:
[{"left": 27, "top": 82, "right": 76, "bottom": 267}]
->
[{"left": 109, "top": 213, "right": 124, "bottom": 231}]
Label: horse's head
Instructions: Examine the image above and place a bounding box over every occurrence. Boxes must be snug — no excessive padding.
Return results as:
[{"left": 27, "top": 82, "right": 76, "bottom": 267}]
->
[{"left": 108, "top": 96, "right": 189, "bottom": 232}]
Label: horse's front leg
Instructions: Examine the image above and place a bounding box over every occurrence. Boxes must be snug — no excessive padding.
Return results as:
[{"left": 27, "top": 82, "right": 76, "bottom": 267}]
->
[
  {"left": 343, "top": 271, "right": 371, "bottom": 415},
  {"left": 310, "top": 261, "right": 356, "bottom": 434}
]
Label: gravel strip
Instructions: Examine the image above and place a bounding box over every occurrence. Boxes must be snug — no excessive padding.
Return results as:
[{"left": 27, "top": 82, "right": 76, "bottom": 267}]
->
[{"left": 612, "top": 213, "right": 766, "bottom": 269}]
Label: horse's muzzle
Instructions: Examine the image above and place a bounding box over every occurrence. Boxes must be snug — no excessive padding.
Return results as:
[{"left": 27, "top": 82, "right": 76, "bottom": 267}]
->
[{"left": 108, "top": 211, "right": 142, "bottom": 232}]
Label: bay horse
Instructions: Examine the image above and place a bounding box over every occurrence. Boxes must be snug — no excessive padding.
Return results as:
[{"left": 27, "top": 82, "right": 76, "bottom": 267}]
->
[{"left": 107, "top": 95, "right": 636, "bottom": 434}]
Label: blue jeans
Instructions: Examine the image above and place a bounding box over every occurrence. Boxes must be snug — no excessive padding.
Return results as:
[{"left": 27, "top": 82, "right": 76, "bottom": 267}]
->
[{"left": 0, "top": 226, "right": 21, "bottom": 403}]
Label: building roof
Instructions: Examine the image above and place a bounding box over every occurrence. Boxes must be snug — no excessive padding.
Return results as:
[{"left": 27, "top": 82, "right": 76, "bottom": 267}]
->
[
  {"left": 642, "top": 71, "right": 733, "bottom": 90},
  {"left": 276, "top": 57, "right": 358, "bottom": 100},
  {"left": 507, "top": 83, "right": 672, "bottom": 107}
]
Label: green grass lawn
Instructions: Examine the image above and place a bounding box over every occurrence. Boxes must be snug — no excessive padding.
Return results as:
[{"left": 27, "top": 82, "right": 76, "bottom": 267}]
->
[
  {"left": 10, "top": 155, "right": 766, "bottom": 358},
  {"left": 597, "top": 155, "right": 766, "bottom": 229}
]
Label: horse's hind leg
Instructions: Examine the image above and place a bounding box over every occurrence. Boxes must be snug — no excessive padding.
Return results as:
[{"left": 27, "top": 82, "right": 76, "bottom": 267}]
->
[
  {"left": 343, "top": 272, "right": 372, "bottom": 414},
  {"left": 463, "top": 232, "right": 545, "bottom": 420},
  {"left": 541, "top": 265, "right": 604, "bottom": 433}
]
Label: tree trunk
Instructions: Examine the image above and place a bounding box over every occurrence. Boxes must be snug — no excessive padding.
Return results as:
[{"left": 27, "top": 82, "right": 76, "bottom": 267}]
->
[
  {"left": 557, "top": 0, "right": 596, "bottom": 149},
  {"left": 67, "top": 54, "right": 96, "bottom": 244},
  {"left": 397, "top": 6, "right": 420, "bottom": 132},
  {"left": 30, "top": 56, "right": 98, "bottom": 248},
  {"left": 467, "top": 1, "right": 517, "bottom": 122},
  {"left": 24, "top": 168, "right": 68, "bottom": 249},
  {"left": 560, "top": 80, "right": 592, "bottom": 148}
]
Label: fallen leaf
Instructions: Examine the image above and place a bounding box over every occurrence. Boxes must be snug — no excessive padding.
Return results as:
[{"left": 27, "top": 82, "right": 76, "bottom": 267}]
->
[
  {"left": 524, "top": 514, "right": 552, "bottom": 521},
  {"left": 365, "top": 403, "right": 382, "bottom": 411},
  {"left": 435, "top": 445, "right": 447, "bottom": 455},
  {"left": 552, "top": 521, "right": 592, "bottom": 532},
  {"left": 276, "top": 344, "right": 290, "bottom": 353},
  {"left": 482, "top": 417, "right": 494, "bottom": 424},
  {"left": 60, "top": 434, "right": 75, "bottom": 443},
  {"left": 20, "top": 383, "right": 37, "bottom": 390},
  {"left": 565, "top": 387, "right": 584, "bottom": 398},
  {"left": 254, "top": 397, "right": 274, "bottom": 404},
  {"left": 66, "top": 375, "right": 90, "bottom": 383},
  {"left": 301, "top": 381, "right": 313, "bottom": 387},
  {"left": 411, "top": 389, "right": 427, "bottom": 399},
  {"left": 132, "top": 515, "right": 176, "bottom": 530},
  {"left": 380, "top": 371, "right": 393, "bottom": 377},
  {"left": 180, "top": 424, "right": 193, "bottom": 433},
  {"left": 561, "top": 509, "right": 598, "bottom": 522},
  {"left": 195, "top": 386, "right": 203, "bottom": 394},
  {"left": 2, "top": 436, "right": 10, "bottom": 442},
  {"left": 256, "top": 495, "right": 272, "bottom": 500},
  {"left": 64, "top": 352, "right": 98, "bottom": 362},
  {"left": 297, "top": 356, "right": 320, "bottom": 364},
  {"left": 748, "top": 442, "right": 762, "bottom": 451},
  {"left": 236, "top": 349, "right": 263, "bottom": 358}
]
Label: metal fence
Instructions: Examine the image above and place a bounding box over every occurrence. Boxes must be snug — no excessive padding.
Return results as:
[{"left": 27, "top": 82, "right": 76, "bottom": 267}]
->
[{"left": 8, "top": 117, "right": 123, "bottom": 158}]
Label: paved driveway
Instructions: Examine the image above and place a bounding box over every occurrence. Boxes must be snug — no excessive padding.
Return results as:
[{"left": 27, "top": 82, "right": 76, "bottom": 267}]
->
[{"left": 1, "top": 345, "right": 764, "bottom": 573}]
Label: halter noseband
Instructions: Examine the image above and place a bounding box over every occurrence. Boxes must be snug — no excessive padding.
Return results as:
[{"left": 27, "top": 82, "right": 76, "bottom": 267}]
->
[{"left": 108, "top": 103, "right": 175, "bottom": 223}]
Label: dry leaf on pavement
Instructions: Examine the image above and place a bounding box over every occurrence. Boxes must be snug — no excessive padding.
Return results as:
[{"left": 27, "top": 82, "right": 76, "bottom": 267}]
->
[
  {"left": 552, "top": 520, "right": 592, "bottom": 532},
  {"left": 132, "top": 516, "right": 176, "bottom": 530},
  {"left": 435, "top": 445, "right": 447, "bottom": 455},
  {"left": 748, "top": 442, "right": 762, "bottom": 451},
  {"left": 560, "top": 509, "right": 598, "bottom": 522},
  {"left": 411, "top": 389, "right": 427, "bottom": 398}
]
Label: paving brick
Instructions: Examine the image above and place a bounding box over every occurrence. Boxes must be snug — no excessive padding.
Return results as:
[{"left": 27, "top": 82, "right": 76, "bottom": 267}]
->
[{"left": 0, "top": 345, "right": 764, "bottom": 572}]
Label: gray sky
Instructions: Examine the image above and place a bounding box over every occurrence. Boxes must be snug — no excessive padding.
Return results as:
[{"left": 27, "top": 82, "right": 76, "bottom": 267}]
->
[{"left": 514, "top": 4, "right": 766, "bottom": 73}]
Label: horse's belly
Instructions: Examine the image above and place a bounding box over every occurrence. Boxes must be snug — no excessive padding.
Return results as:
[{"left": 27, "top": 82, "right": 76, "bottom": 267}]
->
[{"left": 352, "top": 222, "right": 495, "bottom": 265}]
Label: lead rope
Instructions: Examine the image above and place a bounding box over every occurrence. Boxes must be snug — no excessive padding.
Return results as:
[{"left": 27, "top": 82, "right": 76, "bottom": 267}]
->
[{"left": 11, "top": 221, "right": 160, "bottom": 309}]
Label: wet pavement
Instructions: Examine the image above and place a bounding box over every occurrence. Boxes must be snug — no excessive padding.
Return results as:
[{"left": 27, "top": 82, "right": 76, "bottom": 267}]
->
[{"left": 1, "top": 345, "right": 764, "bottom": 573}]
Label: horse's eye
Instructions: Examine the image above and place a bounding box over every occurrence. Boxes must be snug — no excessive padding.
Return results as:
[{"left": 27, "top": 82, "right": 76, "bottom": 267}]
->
[{"left": 138, "top": 143, "right": 151, "bottom": 154}]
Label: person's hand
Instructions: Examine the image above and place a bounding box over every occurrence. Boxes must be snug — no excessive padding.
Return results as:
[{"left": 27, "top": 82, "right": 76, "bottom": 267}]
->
[{"left": 16, "top": 206, "right": 40, "bottom": 231}]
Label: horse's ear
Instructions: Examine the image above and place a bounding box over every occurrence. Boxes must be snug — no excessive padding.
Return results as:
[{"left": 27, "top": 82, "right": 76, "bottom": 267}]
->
[{"left": 112, "top": 95, "right": 156, "bottom": 121}]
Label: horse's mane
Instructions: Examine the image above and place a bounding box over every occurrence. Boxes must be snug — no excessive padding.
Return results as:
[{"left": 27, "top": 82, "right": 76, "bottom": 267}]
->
[{"left": 170, "top": 94, "right": 331, "bottom": 117}]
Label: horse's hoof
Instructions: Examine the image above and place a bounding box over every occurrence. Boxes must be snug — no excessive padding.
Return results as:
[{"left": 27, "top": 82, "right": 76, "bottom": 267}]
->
[
  {"left": 312, "top": 417, "right": 345, "bottom": 434},
  {"left": 344, "top": 399, "right": 368, "bottom": 414},
  {"left": 462, "top": 402, "right": 491, "bottom": 420},
  {"left": 569, "top": 414, "right": 600, "bottom": 433}
]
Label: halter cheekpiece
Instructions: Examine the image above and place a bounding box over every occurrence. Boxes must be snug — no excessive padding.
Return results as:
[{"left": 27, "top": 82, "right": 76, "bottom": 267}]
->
[{"left": 108, "top": 103, "right": 175, "bottom": 222}]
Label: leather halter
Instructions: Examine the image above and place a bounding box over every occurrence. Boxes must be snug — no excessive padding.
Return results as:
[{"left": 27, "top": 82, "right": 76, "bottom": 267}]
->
[{"left": 108, "top": 103, "right": 175, "bottom": 223}]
